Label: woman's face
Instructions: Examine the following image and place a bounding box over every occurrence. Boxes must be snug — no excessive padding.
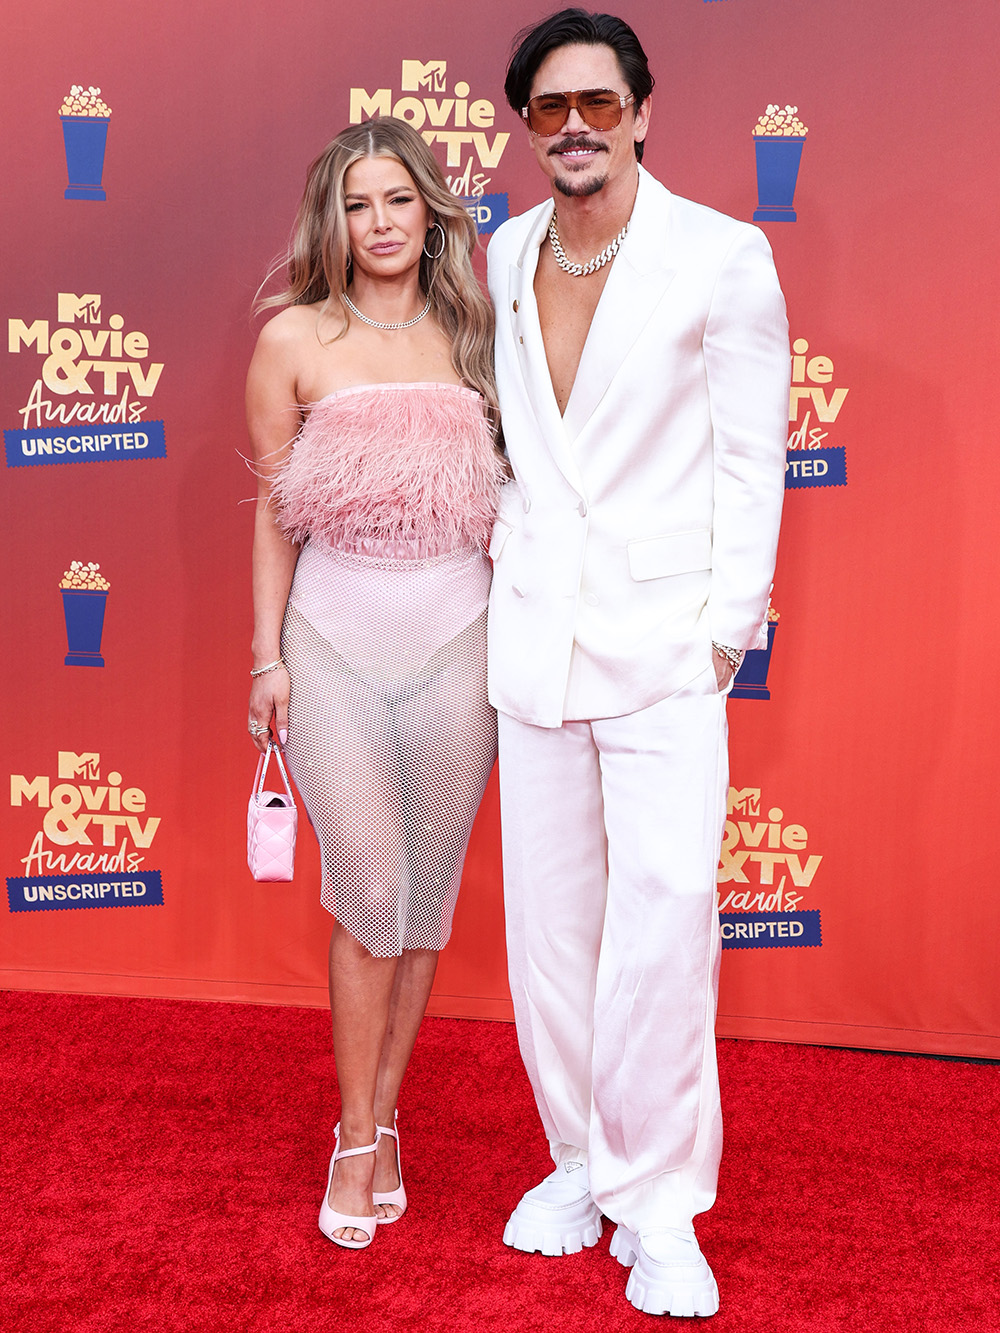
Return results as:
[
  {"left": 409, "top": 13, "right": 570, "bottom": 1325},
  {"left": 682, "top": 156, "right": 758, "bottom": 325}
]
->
[{"left": 343, "top": 155, "right": 433, "bottom": 280}]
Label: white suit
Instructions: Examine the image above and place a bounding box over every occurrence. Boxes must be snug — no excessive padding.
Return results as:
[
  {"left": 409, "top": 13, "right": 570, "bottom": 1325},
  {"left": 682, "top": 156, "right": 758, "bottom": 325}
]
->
[{"left": 487, "top": 166, "right": 789, "bottom": 1232}]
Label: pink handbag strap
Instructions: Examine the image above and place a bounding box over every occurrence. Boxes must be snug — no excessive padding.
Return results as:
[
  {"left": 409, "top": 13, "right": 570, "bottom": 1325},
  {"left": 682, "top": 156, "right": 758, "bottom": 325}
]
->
[{"left": 254, "top": 741, "right": 294, "bottom": 802}]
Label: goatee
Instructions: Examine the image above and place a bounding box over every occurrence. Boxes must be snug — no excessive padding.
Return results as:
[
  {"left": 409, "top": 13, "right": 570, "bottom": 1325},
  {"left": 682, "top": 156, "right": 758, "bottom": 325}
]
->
[{"left": 554, "top": 172, "right": 609, "bottom": 198}]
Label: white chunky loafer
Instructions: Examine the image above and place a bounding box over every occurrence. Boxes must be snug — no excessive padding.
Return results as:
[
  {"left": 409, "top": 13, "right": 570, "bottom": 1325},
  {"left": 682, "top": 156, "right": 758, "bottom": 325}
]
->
[
  {"left": 502, "top": 1160, "right": 603, "bottom": 1255},
  {"left": 610, "top": 1224, "right": 720, "bottom": 1317}
]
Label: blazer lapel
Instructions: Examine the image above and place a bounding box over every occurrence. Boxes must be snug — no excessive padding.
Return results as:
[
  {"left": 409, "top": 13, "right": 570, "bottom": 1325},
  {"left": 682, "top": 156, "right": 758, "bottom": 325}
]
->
[
  {"left": 562, "top": 168, "right": 678, "bottom": 441},
  {"left": 506, "top": 201, "right": 586, "bottom": 493}
]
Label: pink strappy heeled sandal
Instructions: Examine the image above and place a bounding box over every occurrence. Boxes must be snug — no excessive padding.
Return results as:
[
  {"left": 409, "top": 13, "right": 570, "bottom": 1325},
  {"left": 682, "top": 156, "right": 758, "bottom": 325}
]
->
[
  {"left": 318, "top": 1123, "right": 382, "bottom": 1250},
  {"left": 373, "top": 1110, "right": 407, "bottom": 1223}
]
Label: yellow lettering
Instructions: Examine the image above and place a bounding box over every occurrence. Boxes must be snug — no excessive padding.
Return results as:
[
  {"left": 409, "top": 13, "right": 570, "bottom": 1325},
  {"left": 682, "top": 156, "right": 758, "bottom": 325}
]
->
[
  {"left": 123, "top": 331, "right": 148, "bottom": 359},
  {"left": 126, "top": 816, "right": 161, "bottom": 848},
  {"left": 349, "top": 87, "right": 392, "bottom": 122},
  {"left": 91, "top": 361, "right": 129, "bottom": 394},
  {"left": 8, "top": 319, "right": 49, "bottom": 354},
  {"left": 10, "top": 774, "right": 49, "bottom": 806},
  {"left": 392, "top": 96, "right": 427, "bottom": 129},
  {"left": 42, "top": 354, "right": 93, "bottom": 396},
  {"left": 809, "top": 387, "right": 849, "bottom": 422},
  {"left": 781, "top": 824, "right": 807, "bottom": 850},
  {"left": 42, "top": 808, "right": 93, "bottom": 846},
  {"left": 423, "top": 98, "right": 454, "bottom": 127},
  {"left": 469, "top": 99, "right": 495, "bottom": 128},
  {"left": 471, "top": 131, "right": 509, "bottom": 168},
  {"left": 127, "top": 362, "right": 164, "bottom": 396}
]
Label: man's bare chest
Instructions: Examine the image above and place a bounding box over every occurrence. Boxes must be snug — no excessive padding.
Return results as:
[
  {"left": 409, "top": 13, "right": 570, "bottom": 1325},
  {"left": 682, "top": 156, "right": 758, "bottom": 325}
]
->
[{"left": 534, "top": 249, "right": 612, "bottom": 415}]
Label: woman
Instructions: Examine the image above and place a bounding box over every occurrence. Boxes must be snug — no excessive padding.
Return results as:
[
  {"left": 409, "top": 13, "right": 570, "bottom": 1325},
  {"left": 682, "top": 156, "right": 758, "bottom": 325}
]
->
[{"left": 246, "top": 118, "right": 503, "bottom": 1250}]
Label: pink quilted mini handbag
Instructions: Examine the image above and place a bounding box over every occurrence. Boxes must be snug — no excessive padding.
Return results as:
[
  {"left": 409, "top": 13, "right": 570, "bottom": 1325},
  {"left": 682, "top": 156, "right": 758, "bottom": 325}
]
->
[{"left": 247, "top": 741, "right": 297, "bottom": 881}]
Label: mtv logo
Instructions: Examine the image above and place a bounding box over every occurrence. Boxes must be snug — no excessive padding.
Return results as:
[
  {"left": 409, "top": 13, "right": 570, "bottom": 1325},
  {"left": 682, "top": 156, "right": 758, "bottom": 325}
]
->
[
  {"left": 58, "top": 751, "right": 100, "bottom": 780},
  {"left": 401, "top": 60, "right": 446, "bottom": 93},
  {"left": 58, "top": 293, "right": 101, "bottom": 325},
  {"left": 728, "top": 787, "right": 761, "bottom": 817}
]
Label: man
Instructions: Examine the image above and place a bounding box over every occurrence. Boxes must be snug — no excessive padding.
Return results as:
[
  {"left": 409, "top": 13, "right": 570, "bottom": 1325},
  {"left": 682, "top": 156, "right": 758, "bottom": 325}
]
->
[{"left": 485, "top": 9, "right": 789, "bottom": 1318}]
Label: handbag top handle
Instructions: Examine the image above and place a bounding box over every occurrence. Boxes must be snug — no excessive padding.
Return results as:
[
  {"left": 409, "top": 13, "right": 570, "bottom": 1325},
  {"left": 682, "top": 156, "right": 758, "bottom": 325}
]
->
[{"left": 254, "top": 740, "right": 293, "bottom": 801}]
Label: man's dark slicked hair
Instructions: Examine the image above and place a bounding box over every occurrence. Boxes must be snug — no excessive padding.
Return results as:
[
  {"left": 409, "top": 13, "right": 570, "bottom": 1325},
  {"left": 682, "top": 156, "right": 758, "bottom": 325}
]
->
[{"left": 504, "top": 8, "right": 654, "bottom": 162}]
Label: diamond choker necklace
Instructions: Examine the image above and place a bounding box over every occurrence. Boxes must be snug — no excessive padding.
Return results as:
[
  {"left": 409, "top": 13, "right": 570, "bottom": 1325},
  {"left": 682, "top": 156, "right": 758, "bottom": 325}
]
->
[{"left": 342, "top": 292, "right": 431, "bottom": 330}]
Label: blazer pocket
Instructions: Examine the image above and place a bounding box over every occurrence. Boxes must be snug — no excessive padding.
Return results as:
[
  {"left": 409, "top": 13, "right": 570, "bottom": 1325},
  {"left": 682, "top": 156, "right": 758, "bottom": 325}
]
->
[{"left": 627, "top": 528, "right": 712, "bottom": 582}]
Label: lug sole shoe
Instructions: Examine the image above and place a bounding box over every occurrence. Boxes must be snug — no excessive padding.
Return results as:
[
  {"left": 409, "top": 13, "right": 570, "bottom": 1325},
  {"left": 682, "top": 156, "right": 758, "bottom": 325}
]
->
[
  {"left": 502, "top": 1161, "right": 603, "bottom": 1256},
  {"left": 611, "top": 1224, "right": 720, "bottom": 1317}
]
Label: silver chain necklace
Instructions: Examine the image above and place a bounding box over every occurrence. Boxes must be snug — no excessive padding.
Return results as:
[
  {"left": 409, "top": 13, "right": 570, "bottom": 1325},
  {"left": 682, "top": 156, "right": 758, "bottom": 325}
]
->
[
  {"left": 342, "top": 291, "right": 431, "bottom": 330},
  {"left": 547, "top": 212, "right": 629, "bottom": 277}
]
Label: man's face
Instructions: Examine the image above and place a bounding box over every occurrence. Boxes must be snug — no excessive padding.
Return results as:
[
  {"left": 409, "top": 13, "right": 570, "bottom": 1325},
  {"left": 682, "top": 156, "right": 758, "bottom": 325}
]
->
[{"left": 524, "top": 42, "right": 650, "bottom": 199}]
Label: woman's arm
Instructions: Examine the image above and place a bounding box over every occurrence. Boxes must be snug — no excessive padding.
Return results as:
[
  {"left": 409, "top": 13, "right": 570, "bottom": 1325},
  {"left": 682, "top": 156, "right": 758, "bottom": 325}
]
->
[{"left": 246, "top": 314, "right": 303, "bottom": 753}]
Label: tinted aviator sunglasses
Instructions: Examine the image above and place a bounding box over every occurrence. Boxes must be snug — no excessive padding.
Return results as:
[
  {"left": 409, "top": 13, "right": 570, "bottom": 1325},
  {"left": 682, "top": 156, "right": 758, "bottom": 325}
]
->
[{"left": 521, "top": 88, "right": 636, "bottom": 136}]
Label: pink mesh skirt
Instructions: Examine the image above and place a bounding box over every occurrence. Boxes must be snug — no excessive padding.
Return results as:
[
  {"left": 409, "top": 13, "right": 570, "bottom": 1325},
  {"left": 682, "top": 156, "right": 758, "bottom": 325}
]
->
[{"left": 281, "top": 539, "right": 496, "bottom": 958}]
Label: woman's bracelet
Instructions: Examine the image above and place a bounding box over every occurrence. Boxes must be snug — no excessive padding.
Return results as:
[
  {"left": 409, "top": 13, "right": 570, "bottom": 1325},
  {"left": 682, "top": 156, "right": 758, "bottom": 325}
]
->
[{"left": 250, "top": 659, "right": 285, "bottom": 678}]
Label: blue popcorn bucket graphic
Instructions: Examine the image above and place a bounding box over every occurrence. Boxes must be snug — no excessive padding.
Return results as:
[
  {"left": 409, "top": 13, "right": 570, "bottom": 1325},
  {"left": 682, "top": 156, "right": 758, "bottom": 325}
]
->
[
  {"left": 730, "top": 622, "right": 778, "bottom": 700},
  {"left": 60, "top": 116, "right": 109, "bottom": 200},
  {"left": 752, "top": 137, "right": 805, "bottom": 222},
  {"left": 62, "top": 589, "right": 109, "bottom": 666}
]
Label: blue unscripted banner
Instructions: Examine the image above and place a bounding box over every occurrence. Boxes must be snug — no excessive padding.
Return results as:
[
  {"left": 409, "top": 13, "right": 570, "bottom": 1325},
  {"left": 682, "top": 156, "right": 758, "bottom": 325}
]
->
[
  {"left": 4, "top": 421, "right": 166, "bottom": 468},
  {"left": 463, "top": 193, "right": 508, "bottom": 235},
  {"left": 720, "top": 909, "right": 822, "bottom": 950},
  {"left": 7, "top": 872, "right": 164, "bottom": 913},
  {"left": 785, "top": 446, "right": 846, "bottom": 489}
]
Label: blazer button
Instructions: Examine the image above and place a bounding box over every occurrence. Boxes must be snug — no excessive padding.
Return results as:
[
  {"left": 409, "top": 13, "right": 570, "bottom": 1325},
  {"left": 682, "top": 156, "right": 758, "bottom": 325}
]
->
[
  {"left": 513, "top": 300, "right": 519, "bottom": 313},
  {"left": 522, "top": 497, "right": 531, "bottom": 513},
  {"left": 578, "top": 500, "right": 588, "bottom": 517},
  {"left": 519, "top": 336, "right": 524, "bottom": 345},
  {"left": 512, "top": 585, "right": 525, "bottom": 598},
  {"left": 584, "top": 592, "right": 600, "bottom": 606}
]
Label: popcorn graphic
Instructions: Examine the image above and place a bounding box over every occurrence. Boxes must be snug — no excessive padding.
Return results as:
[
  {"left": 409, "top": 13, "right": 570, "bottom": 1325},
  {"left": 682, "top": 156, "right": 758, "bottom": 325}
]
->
[
  {"left": 753, "top": 104, "right": 808, "bottom": 138},
  {"left": 731, "top": 605, "right": 781, "bottom": 701},
  {"left": 60, "top": 561, "right": 111, "bottom": 667},
  {"left": 59, "top": 560, "right": 111, "bottom": 591},
  {"left": 58, "top": 84, "right": 112, "bottom": 201},
  {"left": 59, "top": 85, "right": 112, "bottom": 118},
  {"left": 752, "top": 104, "right": 808, "bottom": 222}
]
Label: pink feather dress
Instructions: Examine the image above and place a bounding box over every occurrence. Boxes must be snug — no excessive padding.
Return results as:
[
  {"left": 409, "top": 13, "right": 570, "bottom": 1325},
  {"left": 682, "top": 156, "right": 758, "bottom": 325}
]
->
[{"left": 272, "top": 382, "right": 504, "bottom": 958}]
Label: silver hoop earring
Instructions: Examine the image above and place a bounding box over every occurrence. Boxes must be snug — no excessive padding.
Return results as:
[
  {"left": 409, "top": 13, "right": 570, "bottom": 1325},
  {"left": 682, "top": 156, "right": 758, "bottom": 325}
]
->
[{"left": 423, "top": 222, "right": 446, "bottom": 260}]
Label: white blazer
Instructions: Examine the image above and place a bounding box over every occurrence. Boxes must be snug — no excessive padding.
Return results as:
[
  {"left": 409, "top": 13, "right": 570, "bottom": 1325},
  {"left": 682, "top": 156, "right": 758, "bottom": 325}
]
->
[{"left": 486, "top": 166, "right": 790, "bottom": 729}]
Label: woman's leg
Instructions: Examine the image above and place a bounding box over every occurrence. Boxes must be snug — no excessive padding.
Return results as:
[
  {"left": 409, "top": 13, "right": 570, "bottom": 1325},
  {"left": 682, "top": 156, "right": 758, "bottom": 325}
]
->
[
  {"left": 371, "top": 946, "right": 439, "bottom": 1214},
  {"left": 326, "top": 921, "right": 398, "bottom": 1242},
  {"left": 327, "top": 936, "right": 439, "bottom": 1231},
  {"left": 361, "top": 608, "right": 494, "bottom": 1213}
]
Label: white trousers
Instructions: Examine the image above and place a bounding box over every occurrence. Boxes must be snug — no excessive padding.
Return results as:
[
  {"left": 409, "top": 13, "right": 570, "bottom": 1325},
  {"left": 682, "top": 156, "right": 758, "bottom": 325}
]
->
[{"left": 498, "top": 670, "right": 728, "bottom": 1232}]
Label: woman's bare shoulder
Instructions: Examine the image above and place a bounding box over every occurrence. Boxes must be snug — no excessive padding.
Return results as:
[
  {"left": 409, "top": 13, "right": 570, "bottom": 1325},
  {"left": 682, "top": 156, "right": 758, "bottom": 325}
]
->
[
  {"left": 254, "top": 301, "right": 325, "bottom": 351},
  {"left": 249, "top": 303, "right": 335, "bottom": 397}
]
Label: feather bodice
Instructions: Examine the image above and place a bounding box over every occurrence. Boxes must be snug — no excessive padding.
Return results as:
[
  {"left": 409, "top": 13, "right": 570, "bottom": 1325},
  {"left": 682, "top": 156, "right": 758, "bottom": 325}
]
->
[{"left": 271, "top": 382, "right": 503, "bottom": 557}]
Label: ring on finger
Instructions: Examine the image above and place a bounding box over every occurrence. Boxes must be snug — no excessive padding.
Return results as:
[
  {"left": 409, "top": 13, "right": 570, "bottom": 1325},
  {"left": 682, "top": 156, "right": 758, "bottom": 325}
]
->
[{"left": 248, "top": 721, "right": 269, "bottom": 735}]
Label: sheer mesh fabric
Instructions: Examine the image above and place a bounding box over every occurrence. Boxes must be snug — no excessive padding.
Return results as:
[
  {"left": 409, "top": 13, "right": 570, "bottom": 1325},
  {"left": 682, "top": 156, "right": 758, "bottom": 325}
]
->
[{"left": 282, "top": 547, "right": 495, "bottom": 957}]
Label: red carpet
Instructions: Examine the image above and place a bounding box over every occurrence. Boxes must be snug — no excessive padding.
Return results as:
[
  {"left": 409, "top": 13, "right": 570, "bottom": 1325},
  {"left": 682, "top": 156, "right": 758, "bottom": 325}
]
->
[{"left": 1, "top": 991, "right": 997, "bottom": 1332}]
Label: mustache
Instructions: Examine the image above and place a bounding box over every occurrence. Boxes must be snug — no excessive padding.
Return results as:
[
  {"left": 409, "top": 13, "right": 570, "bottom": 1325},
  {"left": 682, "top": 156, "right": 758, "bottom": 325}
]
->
[{"left": 547, "top": 135, "right": 607, "bottom": 157}]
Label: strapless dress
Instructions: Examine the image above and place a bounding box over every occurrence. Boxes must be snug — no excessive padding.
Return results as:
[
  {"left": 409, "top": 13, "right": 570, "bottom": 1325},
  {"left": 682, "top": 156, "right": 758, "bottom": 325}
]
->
[{"left": 272, "top": 382, "right": 504, "bottom": 958}]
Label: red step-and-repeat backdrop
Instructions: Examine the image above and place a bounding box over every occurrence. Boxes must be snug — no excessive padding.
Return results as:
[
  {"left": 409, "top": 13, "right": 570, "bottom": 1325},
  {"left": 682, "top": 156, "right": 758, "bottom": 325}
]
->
[{"left": 2, "top": 0, "right": 998, "bottom": 1057}]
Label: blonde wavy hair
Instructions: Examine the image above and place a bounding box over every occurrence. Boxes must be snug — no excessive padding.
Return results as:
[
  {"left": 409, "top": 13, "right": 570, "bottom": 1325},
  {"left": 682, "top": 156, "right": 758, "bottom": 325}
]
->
[{"left": 257, "top": 117, "right": 497, "bottom": 416}]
